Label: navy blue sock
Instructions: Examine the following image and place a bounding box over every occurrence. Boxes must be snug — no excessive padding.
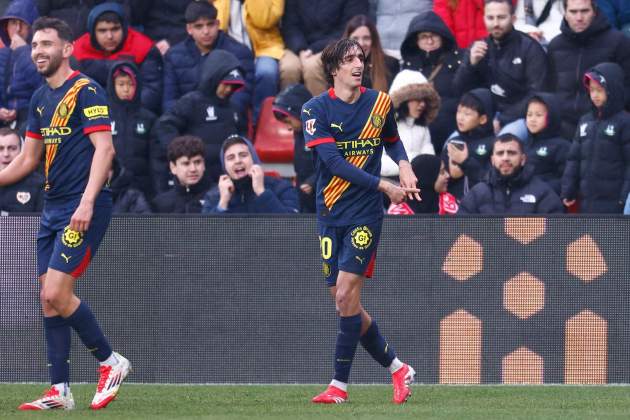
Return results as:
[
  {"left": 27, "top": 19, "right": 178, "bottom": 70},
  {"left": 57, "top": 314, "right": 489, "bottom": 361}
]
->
[
  {"left": 44, "top": 316, "right": 71, "bottom": 384},
  {"left": 333, "top": 314, "right": 362, "bottom": 383},
  {"left": 360, "top": 320, "right": 396, "bottom": 368},
  {"left": 64, "top": 301, "right": 112, "bottom": 362}
]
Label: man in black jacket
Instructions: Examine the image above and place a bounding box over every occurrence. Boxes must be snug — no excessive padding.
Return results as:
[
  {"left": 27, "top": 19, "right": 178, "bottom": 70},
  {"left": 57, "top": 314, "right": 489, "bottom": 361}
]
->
[
  {"left": 453, "top": 0, "right": 548, "bottom": 129},
  {"left": 0, "top": 127, "right": 43, "bottom": 213},
  {"left": 458, "top": 133, "right": 564, "bottom": 214},
  {"left": 548, "top": 0, "right": 630, "bottom": 139}
]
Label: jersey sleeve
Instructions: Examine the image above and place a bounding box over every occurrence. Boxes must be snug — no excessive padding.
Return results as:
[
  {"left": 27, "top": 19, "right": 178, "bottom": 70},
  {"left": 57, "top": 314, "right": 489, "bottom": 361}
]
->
[
  {"left": 25, "top": 90, "right": 43, "bottom": 140},
  {"left": 78, "top": 81, "right": 112, "bottom": 135},
  {"left": 382, "top": 95, "right": 400, "bottom": 144},
  {"left": 302, "top": 100, "right": 335, "bottom": 148}
]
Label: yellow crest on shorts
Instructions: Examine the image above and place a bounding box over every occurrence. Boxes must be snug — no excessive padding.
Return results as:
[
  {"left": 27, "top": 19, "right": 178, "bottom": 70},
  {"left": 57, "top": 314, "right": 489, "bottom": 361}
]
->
[
  {"left": 351, "top": 226, "right": 373, "bottom": 250},
  {"left": 62, "top": 226, "right": 83, "bottom": 248}
]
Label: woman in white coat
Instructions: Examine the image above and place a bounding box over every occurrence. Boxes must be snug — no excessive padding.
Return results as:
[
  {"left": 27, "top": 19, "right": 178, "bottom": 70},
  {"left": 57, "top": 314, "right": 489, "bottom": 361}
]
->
[{"left": 381, "top": 69, "right": 440, "bottom": 178}]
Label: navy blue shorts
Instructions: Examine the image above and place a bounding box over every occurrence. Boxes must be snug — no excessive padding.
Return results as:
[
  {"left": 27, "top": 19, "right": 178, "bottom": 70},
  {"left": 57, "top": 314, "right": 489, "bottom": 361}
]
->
[
  {"left": 318, "top": 220, "right": 382, "bottom": 287},
  {"left": 37, "top": 196, "right": 112, "bottom": 278}
]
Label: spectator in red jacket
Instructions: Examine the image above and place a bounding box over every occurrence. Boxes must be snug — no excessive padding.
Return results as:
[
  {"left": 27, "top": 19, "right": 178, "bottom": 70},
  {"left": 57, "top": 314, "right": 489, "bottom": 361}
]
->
[
  {"left": 73, "top": 2, "right": 163, "bottom": 113},
  {"left": 434, "top": 0, "right": 516, "bottom": 48}
]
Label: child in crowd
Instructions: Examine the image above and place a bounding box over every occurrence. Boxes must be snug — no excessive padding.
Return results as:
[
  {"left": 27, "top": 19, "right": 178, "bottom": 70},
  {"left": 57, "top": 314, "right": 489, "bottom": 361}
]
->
[
  {"left": 441, "top": 88, "right": 495, "bottom": 200},
  {"left": 523, "top": 93, "right": 570, "bottom": 195},
  {"left": 381, "top": 70, "right": 439, "bottom": 180},
  {"left": 561, "top": 62, "right": 630, "bottom": 213}
]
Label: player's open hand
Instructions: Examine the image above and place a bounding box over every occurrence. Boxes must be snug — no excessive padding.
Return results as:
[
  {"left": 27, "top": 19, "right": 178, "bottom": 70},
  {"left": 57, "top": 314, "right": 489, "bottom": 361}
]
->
[
  {"left": 398, "top": 161, "right": 421, "bottom": 201},
  {"left": 70, "top": 201, "right": 94, "bottom": 232}
]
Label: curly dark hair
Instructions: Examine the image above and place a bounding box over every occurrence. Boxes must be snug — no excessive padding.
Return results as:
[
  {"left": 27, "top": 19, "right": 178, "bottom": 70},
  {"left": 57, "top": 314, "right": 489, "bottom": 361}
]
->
[{"left": 167, "top": 135, "right": 205, "bottom": 163}]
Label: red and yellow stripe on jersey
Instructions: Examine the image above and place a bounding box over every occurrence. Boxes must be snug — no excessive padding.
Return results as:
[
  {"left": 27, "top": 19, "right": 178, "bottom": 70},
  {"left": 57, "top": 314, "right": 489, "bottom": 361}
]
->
[
  {"left": 322, "top": 91, "right": 392, "bottom": 210},
  {"left": 43, "top": 78, "right": 90, "bottom": 182}
]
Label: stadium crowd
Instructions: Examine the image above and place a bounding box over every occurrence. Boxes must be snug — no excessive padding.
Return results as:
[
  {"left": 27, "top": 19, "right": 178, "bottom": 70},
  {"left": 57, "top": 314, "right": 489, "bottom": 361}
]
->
[{"left": 0, "top": 0, "right": 629, "bottom": 216}]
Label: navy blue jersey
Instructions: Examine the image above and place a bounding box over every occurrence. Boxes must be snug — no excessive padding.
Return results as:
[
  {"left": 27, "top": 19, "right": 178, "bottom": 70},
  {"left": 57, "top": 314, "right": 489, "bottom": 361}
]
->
[
  {"left": 303, "top": 87, "right": 399, "bottom": 226},
  {"left": 26, "top": 71, "right": 112, "bottom": 202}
]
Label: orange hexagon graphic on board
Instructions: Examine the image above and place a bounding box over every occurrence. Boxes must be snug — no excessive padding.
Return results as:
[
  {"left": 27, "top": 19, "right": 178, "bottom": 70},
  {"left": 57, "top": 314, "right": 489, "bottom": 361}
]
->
[
  {"left": 504, "top": 218, "right": 546, "bottom": 244},
  {"left": 502, "top": 347, "right": 543, "bottom": 384},
  {"left": 503, "top": 272, "right": 545, "bottom": 319},
  {"left": 566, "top": 235, "right": 607, "bottom": 283},
  {"left": 442, "top": 235, "right": 483, "bottom": 282}
]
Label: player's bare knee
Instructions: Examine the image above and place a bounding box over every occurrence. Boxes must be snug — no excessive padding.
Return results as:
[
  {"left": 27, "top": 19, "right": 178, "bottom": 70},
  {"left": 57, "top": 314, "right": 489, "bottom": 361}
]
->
[{"left": 41, "top": 288, "right": 67, "bottom": 311}]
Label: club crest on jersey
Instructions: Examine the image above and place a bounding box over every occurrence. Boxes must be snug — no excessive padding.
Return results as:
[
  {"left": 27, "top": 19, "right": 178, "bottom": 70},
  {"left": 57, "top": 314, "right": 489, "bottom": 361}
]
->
[
  {"left": 305, "top": 118, "right": 316, "bottom": 136},
  {"left": 61, "top": 226, "right": 83, "bottom": 248},
  {"left": 370, "top": 114, "right": 384, "bottom": 129},
  {"left": 16, "top": 191, "right": 31, "bottom": 204},
  {"left": 58, "top": 103, "right": 69, "bottom": 117},
  {"left": 351, "top": 226, "right": 373, "bottom": 250}
]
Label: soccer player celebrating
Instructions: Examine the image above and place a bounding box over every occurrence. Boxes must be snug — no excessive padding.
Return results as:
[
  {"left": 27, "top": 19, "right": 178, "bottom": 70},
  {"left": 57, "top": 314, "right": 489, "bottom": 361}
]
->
[
  {"left": 303, "top": 38, "right": 420, "bottom": 405},
  {"left": 0, "top": 17, "right": 131, "bottom": 411}
]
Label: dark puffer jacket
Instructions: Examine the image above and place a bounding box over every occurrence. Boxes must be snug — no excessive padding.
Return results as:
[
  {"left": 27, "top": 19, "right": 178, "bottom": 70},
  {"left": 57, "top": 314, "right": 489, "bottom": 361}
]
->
[
  {"left": 459, "top": 164, "right": 564, "bottom": 214},
  {"left": 281, "top": 0, "right": 369, "bottom": 54},
  {"left": 0, "top": 0, "right": 43, "bottom": 128},
  {"left": 441, "top": 88, "right": 495, "bottom": 200},
  {"left": 72, "top": 2, "right": 163, "bottom": 113},
  {"left": 151, "top": 174, "right": 212, "bottom": 214},
  {"left": 162, "top": 32, "right": 254, "bottom": 116},
  {"left": 561, "top": 62, "right": 630, "bottom": 213},
  {"left": 401, "top": 11, "right": 464, "bottom": 151},
  {"left": 155, "top": 49, "right": 246, "bottom": 189},
  {"left": 454, "top": 28, "right": 549, "bottom": 126},
  {"left": 106, "top": 61, "right": 156, "bottom": 197},
  {"left": 548, "top": 12, "right": 630, "bottom": 138},
  {"left": 523, "top": 93, "right": 571, "bottom": 195}
]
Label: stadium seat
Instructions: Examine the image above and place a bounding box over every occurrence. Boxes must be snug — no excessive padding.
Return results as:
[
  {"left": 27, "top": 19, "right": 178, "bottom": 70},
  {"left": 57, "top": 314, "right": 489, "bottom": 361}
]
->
[{"left": 254, "top": 97, "right": 294, "bottom": 163}]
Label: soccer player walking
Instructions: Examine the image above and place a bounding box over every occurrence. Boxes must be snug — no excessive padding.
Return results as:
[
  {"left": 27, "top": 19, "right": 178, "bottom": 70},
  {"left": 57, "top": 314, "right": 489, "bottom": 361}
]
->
[
  {"left": 0, "top": 17, "right": 130, "bottom": 410},
  {"left": 303, "top": 38, "right": 420, "bottom": 404}
]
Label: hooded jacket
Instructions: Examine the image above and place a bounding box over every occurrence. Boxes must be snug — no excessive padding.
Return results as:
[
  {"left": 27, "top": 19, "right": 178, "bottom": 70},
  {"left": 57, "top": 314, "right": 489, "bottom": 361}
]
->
[
  {"left": 107, "top": 61, "right": 156, "bottom": 197},
  {"left": 202, "top": 137, "right": 299, "bottom": 214},
  {"left": 441, "top": 88, "right": 495, "bottom": 199},
  {"left": 273, "top": 84, "right": 315, "bottom": 212},
  {"left": 459, "top": 163, "right": 564, "bottom": 214},
  {"left": 523, "top": 93, "right": 571, "bottom": 195},
  {"left": 73, "top": 2, "right": 163, "bottom": 113},
  {"left": 110, "top": 158, "right": 151, "bottom": 214},
  {"left": 561, "top": 62, "right": 630, "bottom": 213},
  {"left": 401, "top": 11, "right": 464, "bottom": 151},
  {"left": 382, "top": 70, "right": 439, "bottom": 177},
  {"left": 454, "top": 26, "right": 549, "bottom": 126},
  {"left": 0, "top": 0, "right": 43, "bottom": 116},
  {"left": 162, "top": 30, "right": 254, "bottom": 115},
  {"left": 155, "top": 50, "right": 246, "bottom": 188},
  {"left": 548, "top": 11, "right": 630, "bottom": 137}
]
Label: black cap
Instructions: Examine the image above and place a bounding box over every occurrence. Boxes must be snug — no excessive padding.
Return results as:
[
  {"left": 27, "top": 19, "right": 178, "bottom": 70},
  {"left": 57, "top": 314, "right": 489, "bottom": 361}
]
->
[{"left": 185, "top": 1, "right": 218, "bottom": 23}]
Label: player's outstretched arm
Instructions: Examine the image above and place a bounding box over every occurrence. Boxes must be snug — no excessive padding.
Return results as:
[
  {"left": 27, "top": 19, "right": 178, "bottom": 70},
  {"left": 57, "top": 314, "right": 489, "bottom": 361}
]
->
[
  {"left": 0, "top": 137, "right": 43, "bottom": 187},
  {"left": 69, "top": 131, "right": 115, "bottom": 232}
]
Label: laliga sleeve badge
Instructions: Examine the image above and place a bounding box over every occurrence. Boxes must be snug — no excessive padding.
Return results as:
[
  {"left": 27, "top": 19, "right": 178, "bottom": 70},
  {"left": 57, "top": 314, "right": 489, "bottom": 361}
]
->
[
  {"left": 16, "top": 191, "right": 31, "bottom": 205},
  {"left": 305, "top": 119, "right": 316, "bottom": 136},
  {"left": 351, "top": 226, "right": 373, "bottom": 250},
  {"left": 62, "top": 226, "right": 84, "bottom": 248}
]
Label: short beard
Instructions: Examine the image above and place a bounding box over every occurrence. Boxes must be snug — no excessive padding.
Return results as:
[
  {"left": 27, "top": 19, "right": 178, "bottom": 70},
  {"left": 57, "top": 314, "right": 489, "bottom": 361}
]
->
[{"left": 38, "top": 54, "right": 63, "bottom": 78}]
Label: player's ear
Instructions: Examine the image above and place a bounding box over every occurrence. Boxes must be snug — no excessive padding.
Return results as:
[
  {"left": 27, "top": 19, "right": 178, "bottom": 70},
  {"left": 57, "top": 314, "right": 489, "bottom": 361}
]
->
[{"left": 62, "top": 40, "right": 73, "bottom": 58}]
